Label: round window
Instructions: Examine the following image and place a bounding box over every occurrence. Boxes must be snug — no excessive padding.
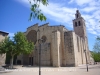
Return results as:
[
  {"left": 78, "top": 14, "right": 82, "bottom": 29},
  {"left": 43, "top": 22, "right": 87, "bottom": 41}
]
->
[{"left": 26, "top": 30, "right": 37, "bottom": 44}]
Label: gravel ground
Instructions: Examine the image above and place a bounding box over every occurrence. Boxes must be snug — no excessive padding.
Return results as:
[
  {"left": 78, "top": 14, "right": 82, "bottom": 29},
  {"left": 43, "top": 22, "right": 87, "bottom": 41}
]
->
[{"left": 0, "top": 64, "right": 100, "bottom": 75}]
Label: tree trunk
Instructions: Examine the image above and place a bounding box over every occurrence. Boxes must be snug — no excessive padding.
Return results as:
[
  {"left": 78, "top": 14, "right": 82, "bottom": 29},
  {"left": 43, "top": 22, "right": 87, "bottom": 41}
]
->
[{"left": 10, "top": 56, "right": 14, "bottom": 69}]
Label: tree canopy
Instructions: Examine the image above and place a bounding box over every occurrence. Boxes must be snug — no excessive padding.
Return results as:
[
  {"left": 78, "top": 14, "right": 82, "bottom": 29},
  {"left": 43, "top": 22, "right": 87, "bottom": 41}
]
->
[
  {"left": 29, "top": 0, "right": 48, "bottom": 21},
  {"left": 92, "top": 36, "right": 100, "bottom": 62},
  {"left": 0, "top": 32, "right": 34, "bottom": 68},
  {"left": 91, "top": 51, "right": 100, "bottom": 62}
]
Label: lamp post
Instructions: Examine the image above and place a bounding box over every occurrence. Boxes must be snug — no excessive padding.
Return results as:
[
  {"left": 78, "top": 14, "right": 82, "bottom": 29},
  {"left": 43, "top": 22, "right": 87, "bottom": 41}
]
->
[
  {"left": 84, "top": 50, "right": 88, "bottom": 72},
  {"left": 38, "top": 38, "right": 43, "bottom": 75}
]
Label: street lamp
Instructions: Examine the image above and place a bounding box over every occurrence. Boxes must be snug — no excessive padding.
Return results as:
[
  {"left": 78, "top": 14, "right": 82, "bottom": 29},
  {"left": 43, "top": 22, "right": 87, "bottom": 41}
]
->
[
  {"left": 84, "top": 50, "right": 88, "bottom": 72},
  {"left": 38, "top": 38, "right": 43, "bottom": 75}
]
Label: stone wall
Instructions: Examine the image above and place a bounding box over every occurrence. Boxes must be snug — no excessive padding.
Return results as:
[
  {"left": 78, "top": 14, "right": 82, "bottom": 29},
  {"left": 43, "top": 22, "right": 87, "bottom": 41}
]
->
[
  {"left": 0, "top": 54, "right": 6, "bottom": 66},
  {"left": 64, "top": 31, "right": 88, "bottom": 66},
  {"left": 0, "top": 33, "right": 5, "bottom": 42},
  {"left": 52, "top": 30, "right": 60, "bottom": 67},
  {"left": 0, "top": 31, "right": 8, "bottom": 66},
  {"left": 41, "top": 43, "right": 51, "bottom": 66},
  {"left": 76, "top": 35, "right": 86, "bottom": 65},
  {"left": 64, "top": 31, "right": 76, "bottom": 66},
  {"left": 76, "top": 35, "right": 83, "bottom": 65}
]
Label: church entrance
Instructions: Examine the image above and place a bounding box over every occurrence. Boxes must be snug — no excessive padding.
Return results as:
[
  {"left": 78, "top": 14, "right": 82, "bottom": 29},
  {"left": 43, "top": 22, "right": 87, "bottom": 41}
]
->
[{"left": 29, "top": 57, "right": 33, "bottom": 66}]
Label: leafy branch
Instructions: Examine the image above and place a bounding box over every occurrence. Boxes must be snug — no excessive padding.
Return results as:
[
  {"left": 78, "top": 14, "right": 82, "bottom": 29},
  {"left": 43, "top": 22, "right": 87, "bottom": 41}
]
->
[{"left": 29, "top": 0, "right": 48, "bottom": 21}]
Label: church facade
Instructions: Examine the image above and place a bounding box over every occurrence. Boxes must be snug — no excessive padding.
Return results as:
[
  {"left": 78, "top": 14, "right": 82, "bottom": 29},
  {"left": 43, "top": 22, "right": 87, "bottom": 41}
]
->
[{"left": 17, "top": 10, "right": 90, "bottom": 67}]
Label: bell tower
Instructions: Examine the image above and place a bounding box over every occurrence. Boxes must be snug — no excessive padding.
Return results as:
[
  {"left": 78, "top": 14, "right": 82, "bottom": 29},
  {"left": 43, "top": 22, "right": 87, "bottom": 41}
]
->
[{"left": 73, "top": 10, "right": 87, "bottom": 38}]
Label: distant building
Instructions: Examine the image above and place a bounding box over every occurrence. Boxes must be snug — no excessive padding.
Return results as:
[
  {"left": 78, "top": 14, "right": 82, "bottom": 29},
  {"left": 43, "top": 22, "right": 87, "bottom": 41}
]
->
[
  {"left": 0, "top": 31, "right": 9, "bottom": 66},
  {"left": 17, "top": 10, "right": 90, "bottom": 67}
]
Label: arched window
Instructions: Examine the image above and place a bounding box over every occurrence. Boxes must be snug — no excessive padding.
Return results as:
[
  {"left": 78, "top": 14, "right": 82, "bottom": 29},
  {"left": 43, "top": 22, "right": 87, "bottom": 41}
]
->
[
  {"left": 26, "top": 30, "right": 37, "bottom": 44},
  {"left": 75, "top": 22, "right": 77, "bottom": 27},
  {"left": 78, "top": 21, "right": 81, "bottom": 26}
]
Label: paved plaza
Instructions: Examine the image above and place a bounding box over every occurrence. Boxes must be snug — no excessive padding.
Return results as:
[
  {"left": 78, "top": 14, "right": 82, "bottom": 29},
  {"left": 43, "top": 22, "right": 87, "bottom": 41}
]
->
[{"left": 0, "top": 65, "right": 100, "bottom": 75}]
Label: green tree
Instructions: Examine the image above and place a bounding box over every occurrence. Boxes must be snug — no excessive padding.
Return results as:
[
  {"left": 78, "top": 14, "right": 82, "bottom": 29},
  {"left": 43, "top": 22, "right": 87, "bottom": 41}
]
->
[
  {"left": 92, "top": 36, "right": 100, "bottom": 62},
  {"left": 29, "top": 0, "right": 48, "bottom": 21},
  {"left": 0, "top": 32, "right": 34, "bottom": 69},
  {"left": 91, "top": 51, "right": 100, "bottom": 62},
  {"left": 93, "top": 36, "right": 100, "bottom": 52}
]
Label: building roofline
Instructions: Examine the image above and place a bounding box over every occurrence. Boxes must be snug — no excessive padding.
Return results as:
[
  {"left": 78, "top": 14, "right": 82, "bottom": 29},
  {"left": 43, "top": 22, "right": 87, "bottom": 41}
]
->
[{"left": 0, "top": 31, "right": 9, "bottom": 35}]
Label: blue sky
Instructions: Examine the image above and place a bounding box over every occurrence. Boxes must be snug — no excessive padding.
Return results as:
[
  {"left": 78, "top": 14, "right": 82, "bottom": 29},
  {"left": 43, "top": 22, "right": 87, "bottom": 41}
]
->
[{"left": 0, "top": 0, "right": 100, "bottom": 51}]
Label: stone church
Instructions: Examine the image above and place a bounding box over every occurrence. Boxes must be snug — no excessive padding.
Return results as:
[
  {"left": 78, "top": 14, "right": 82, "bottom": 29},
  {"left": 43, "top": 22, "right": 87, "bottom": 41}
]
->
[{"left": 17, "top": 10, "right": 90, "bottom": 67}]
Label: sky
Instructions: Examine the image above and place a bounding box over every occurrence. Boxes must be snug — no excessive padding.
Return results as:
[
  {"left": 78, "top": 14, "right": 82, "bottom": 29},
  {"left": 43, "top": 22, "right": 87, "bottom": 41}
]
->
[{"left": 0, "top": 0, "right": 100, "bottom": 51}]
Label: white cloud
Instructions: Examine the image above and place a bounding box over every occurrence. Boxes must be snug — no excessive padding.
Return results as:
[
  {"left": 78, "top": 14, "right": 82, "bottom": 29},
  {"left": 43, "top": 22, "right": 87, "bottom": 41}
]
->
[
  {"left": 76, "top": 0, "right": 93, "bottom": 6},
  {"left": 69, "top": 0, "right": 93, "bottom": 6},
  {"left": 39, "top": 3, "right": 77, "bottom": 25},
  {"left": 16, "top": 0, "right": 100, "bottom": 35},
  {"left": 81, "top": 6, "right": 98, "bottom": 12},
  {"left": 8, "top": 33, "right": 14, "bottom": 37},
  {"left": 16, "top": 0, "right": 77, "bottom": 27},
  {"left": 68, "top": 0, "right": 74, "bottom": 4}
]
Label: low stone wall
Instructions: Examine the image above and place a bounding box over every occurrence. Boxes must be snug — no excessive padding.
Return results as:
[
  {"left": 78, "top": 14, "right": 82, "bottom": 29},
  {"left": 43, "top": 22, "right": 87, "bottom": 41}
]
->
[{"left": 0, "top": 54, "right": 6, "bottom": 66}]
